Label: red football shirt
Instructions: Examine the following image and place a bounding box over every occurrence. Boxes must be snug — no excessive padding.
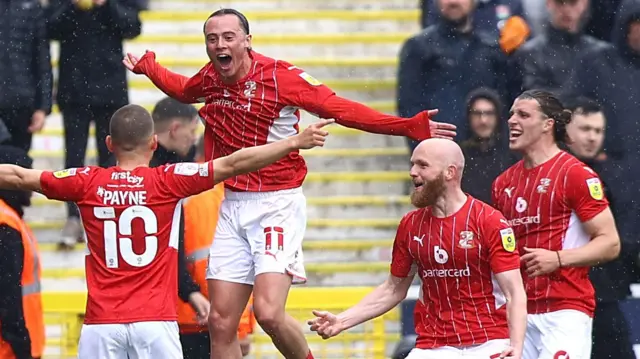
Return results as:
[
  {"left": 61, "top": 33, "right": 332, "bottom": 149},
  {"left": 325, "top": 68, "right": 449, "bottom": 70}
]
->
[
  {"left": 182, "top": 51, "right": 335, "bottom": 192},
  {"left": 492, "top": 151, "right": 609, "bottom": 316},
  {"left": 40, "top": 162, "right": 215, "bottom": 324},
  {"left": 391, "top": 196, "right": 520, "bottom": 348}
]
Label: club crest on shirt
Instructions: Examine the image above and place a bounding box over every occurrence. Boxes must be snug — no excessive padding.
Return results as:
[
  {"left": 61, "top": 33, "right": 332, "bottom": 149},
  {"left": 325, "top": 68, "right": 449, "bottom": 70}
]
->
[
  {"left": 586, "top": 178, "right": 604, "bottom": 200},
  {"left": 299, "top": 72, "right": 322, "bottom": 86},
  {"left": 53, "top": 168, "right": 77, "bottom": 179},
  {"left": 500, "top": 227, "right": 516, "bottom": 252},
  {"left": 457, "top": 231, "right": 476, "bottom": 249}
]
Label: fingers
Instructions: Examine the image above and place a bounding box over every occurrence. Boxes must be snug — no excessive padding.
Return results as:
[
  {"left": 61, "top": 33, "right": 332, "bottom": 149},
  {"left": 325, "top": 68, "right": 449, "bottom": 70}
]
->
[
  {"left": 433, "top": 129, "right": 457, "bottom": 138},
  {"left": 426, "top": 109, "right": 439, "bottom": 117},
  {"left": 433, "top": 121, "right": 457, "bottom": 130},
  {"left": 312, "top": 118, "right": 335, "bottom": 129}
]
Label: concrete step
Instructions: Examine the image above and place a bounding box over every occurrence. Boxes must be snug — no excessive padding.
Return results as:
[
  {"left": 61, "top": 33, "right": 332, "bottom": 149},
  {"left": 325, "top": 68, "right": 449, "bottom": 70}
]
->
[
  {"left": 148, "top": 0, "right": 419, "bottom": 11},
  {"left": 140, "top": 10, "right": 419, "bottom": 34}
]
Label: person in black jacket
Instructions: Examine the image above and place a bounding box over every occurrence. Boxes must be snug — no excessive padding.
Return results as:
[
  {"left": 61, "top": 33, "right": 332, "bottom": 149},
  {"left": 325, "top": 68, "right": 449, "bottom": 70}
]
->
[
  {"left": 563, "top": 97, "right": 636, "bottom": 359},
  {"left": 0, "top": 146, "right": 38, "bottom": 359},
  {"left": 460, "top": 88, "right": 518, "bottom": 204},
  {"left": 46, "top": 0, "right": 142, "bottom": 245},
  {"left": 0, "top": 0, "right": 52, "bottom": 152}
]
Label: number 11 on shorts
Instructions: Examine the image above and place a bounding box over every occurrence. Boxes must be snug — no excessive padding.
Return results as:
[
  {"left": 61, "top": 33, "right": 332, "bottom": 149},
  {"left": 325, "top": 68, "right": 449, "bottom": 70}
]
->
[{"left": 264, "top": 226, "right": 284, "bottom": 256}]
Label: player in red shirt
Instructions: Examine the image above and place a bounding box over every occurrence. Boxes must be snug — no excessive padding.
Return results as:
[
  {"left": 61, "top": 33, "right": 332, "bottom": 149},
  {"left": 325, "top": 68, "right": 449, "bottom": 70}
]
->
[
  {"left": 492, "top": 90, "right": 621, "bottom": 359},
  {"left": 122, "top": 8, "right": 458, "bottom": 359},
  {"left": 309, "top": 138, "right": 527, "bottom": 359},
  {"left": 0, "top": 104, "right": 332, "bottom": 359}
]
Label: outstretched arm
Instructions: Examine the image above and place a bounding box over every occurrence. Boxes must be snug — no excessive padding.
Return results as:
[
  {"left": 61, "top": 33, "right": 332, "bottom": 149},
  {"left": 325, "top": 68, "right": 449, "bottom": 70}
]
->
[
  {"left": 0, "top": 165, "right": 43, "bottom": 192},
  {"left": 212, "top": 119, "right": 333, "bottom": 184},
  {"left": 123, "top": 51, "right": 203, "bottom": 103}
]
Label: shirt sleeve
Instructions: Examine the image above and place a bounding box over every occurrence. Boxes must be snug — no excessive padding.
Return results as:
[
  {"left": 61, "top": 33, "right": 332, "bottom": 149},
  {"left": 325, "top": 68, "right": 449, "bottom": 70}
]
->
[
  {"left": 565, "top": 164, "right": 610, "bottom": 223},
  {"left": 39, "top": 167, "right": 89, "bottom": 202},
  {"left": 273, "top": 62, "right": 336, "bottom": 114},
  {"left": 390, "top": 213, "right": 416, "bottom": 278},
  {"left": 483, "top": 209, "right": 521, "bottom": 274},
  {"left": 157, "top": 162, "right": 215, "bottom": 199}
]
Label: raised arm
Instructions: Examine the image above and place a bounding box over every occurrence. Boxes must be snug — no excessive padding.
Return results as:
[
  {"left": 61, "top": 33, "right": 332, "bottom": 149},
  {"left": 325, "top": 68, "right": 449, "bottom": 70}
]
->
[
  {"left": 0, "top": 165, "right": 43, "bottom": 192},
  {"left": 212, "top": 119, "right": 333, "bottom": 184}
]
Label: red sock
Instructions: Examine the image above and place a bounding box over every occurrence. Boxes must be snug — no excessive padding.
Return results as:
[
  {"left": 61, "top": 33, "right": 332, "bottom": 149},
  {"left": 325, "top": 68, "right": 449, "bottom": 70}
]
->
[{"left": 306, "top": 351, "right": 315, "bottom": 359}]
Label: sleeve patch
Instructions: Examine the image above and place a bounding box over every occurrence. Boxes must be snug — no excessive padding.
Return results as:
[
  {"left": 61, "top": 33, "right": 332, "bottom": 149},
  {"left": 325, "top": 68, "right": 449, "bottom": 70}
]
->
[
  {"left": 198, "top": 163, "right": 209, "bottom": 177},
  {"left": 53, "top": 168, "right": 77, "bottom": 179},
  {"left": 299, "top": 72, "right": 322, "bottom": 86},
  {"left": 174, "top": 163, "right": 199, "bottom": 176},
  {"left": 500, "top": 228, "right": 516, "bottom": 252},
  {"left": 586, "top": 178, "right": 604, "bottom": 200}
]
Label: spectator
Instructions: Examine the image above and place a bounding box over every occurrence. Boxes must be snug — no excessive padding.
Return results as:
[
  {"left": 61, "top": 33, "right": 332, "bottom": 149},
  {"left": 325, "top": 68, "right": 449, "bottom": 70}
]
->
[
  {"left": 459, "top": 88, "right": 517, "bottom": 204},
  {"left": 510, "top": 0, "right": 608, "bottom": 96},
  {"left": 0, "top": 146, "right": 44, "bottom": 359},
  {"left": 564, "top": 0, "right": 640, "bottom": 163},
  {"left": 0, "top": 0, "right": 52, "bottom": 152},
  {"left": 563, "top": 97, "right": 636, "bottom": 359},
  {"left": 583, "top": 0, "right": 624, "bottom": 41},
  {"left": 46, "top": 0, "right": 142, "bottom": 245},
  {"left": 398, "top": 0, "right": 508, "bottom": 152}
]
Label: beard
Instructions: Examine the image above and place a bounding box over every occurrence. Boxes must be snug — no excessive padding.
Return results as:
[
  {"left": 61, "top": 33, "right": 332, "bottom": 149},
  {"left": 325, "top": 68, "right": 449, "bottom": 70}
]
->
[{"left": 410, "top": 172, "right": 446, "bottom": 208}]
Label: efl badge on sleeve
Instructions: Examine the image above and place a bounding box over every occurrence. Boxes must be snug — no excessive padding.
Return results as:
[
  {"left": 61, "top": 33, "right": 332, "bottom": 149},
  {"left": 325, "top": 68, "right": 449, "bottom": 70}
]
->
[
  {"left": 500, "top": 227, "right": 516, "bottom": 252},
  {"left": 174, "top": 163, "right": 199, "bottom": 176},
  {"left": 586, "top": 178, "right": 604, "bottom": 200},
  {"left": 299, "top": 72, "right": 322, "bottom": 86},
  {"left": 53, "top": 168, "right": 77, "bottom": 179}
]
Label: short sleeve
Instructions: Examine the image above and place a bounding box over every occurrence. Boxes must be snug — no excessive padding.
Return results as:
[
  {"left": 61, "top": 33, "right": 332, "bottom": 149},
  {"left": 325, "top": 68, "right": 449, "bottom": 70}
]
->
[
  {"left": 157, "top": 162, "right": 215, "bottom": 199},
  {"left": 274, "top": 62, "right": 336, "bottom": 114},
  {"left": 483, "top": 210, "right": 521, "bottom": 274},
  {"left": 390, "top": 213, "right": 416, "bottom": 278},
  {"left": 565, "top": 165, "right": 609, "bottom": 223},
  {"left": 40, "top": 167, "right": 89, "bottom": 202}
]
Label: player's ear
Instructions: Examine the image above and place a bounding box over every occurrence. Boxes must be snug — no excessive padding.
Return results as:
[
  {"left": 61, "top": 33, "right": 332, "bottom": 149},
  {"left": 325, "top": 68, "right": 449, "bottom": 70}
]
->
[
  {"left": 543, "top": 117, "right": 554, "bottom": 133},
  {"left": 105, "top": 135, "right": 114, "bottom": 153},
  {"left": 245, "top": 34, "right": 252, "bottom": 51},
  {"left": 150, "top": 134, "right": 158, "bottom": 151}
]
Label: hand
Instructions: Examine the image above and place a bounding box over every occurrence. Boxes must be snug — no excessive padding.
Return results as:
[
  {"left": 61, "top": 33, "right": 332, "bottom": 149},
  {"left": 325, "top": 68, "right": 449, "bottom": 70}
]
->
[
  {"left": 423, "top": 110, "right": 457, "bottom": 140},
  {"left": 307, "top": 310, "right": 344, "bottom": 339},
  {"left": 93, "top": 0, "right": 106, "bottom": 6},
  {"left": 188, "top": 292, "right": 210, "bottom": 325},
  {"left": 28, "top": 110, "right": 46, "bottom": 133},
  {"left": 493, "top": 345, "right": 520, "bottom": 359},
  {"left": 292, "top": 119, "right": 334, "bottom": 150},
  {"left": 521, "top": 247, "right": 560, "bottom": 277},
  {"left": 122, "top": 51, "right": 155, "bottom": 74}
]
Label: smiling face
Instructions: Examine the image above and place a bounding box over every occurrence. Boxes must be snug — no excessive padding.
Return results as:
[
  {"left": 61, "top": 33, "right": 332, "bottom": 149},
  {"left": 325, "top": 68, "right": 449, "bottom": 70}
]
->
[
  {"left": 409, "top": 149, "right": 447, "bottom": 208},
  {"left": 507, "top": 98, "right": 555, "bottom": 152},
  {"left": 204, "top": 14, "right": 252, "bottom": 82}
]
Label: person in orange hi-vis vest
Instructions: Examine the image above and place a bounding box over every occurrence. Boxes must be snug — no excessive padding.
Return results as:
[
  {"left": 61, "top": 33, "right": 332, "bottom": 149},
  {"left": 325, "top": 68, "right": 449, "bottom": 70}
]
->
[
  {"left": 177, "top": 135, "right": 256, "bottom": 358},
  {"left": 0, "top": 146, "right": 45, "bottom": 359}
]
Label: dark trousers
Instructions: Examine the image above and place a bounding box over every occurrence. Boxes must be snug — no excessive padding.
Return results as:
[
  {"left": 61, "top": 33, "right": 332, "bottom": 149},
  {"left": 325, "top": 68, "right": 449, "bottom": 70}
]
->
[
  {"left": 0, "top": 107, "right": 34, "bottom": 152},
  {"left": 592, "top": 301, "right": 635, "bottom": 359},
  {"left": 61, "top": 104, "right": 117, "bottom": 218},
  {"left": 180, "top": 332, "right": 210, "bottom": 359}
]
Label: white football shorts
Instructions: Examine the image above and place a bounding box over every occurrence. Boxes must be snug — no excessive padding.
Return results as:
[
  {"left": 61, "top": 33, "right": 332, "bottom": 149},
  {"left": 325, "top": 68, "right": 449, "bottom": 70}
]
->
[
  {"left": 523, "top": 309, "right": 593, "bottom": 359},
  {"left": 405, "top": 339, "right": 511, "bottom": 359}
]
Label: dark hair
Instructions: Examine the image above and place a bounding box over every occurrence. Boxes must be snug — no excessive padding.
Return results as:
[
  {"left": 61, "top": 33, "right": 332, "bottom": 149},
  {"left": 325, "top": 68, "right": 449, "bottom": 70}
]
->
[
  {"left": 204, "top": 8, "right": 250, "bottom": 34},
  {"left": 152, "top": 97, "right": 198, "bottom": 130},
  {"left": 517, "top": 89, "right": 572, "bottom": 144},
  {"left": 109, "top": 104, "right": 155, "bottom": 152},
  {"left": 466, "top": 87, "right": 503, "bottom": 116},
  {"left": 562, "top": 96, "right": 603, "bottom": 116}
]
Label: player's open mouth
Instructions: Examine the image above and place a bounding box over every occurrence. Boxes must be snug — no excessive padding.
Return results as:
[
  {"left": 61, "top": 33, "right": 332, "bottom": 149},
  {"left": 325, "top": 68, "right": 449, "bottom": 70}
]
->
[
  {"left": 217, "top": 54, "right": 232, "bottom": 69},
  {"left": 509, "top": 129, "right": 522, "bottom": 140},
  {"left": 413, "top": 181, "right": 424, "bottom": 190}
]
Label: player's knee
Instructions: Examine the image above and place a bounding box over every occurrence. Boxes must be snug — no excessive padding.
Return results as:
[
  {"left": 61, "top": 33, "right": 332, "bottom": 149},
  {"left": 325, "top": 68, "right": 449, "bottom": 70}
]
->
[
  {"left": 208, "top": 308, "right": 237, "bottom": 339},
  {"left": 253, "top": 302, "right": 285, "bottom": 334}
]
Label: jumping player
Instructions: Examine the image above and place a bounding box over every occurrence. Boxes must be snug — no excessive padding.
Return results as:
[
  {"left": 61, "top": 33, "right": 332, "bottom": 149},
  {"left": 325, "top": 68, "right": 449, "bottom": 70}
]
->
[
  {"left": 0, "top": 104, "right": 332, "bottom": 359},
  {"left": 492, "top": 90, "right": 621, "bottom": 359}
]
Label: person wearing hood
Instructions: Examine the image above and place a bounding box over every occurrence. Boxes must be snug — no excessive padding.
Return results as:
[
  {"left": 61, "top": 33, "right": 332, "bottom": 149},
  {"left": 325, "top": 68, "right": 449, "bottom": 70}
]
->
[
  {"left": 0, "top": 146, "right": 44, "bottom": 359},
  {"left": 509, "top": 0, "right": 608, "bottom": 98},
  {"left": 563, "top": 97, "right": 636, "bottom": 359},
  {"left": 459, "top": 88, "right": 518, "bottom": 204},
  {"left": 564, "top": 0, "right": 640, "bottom": 193},
  {"left": 398, "top": 0, "right": 509, "bottom": 152}
]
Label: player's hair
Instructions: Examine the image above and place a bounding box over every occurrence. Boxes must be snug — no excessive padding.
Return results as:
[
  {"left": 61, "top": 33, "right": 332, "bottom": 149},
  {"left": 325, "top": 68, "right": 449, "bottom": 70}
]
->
[
  {"left": 195, "top": 134, "right": 205, "bottom": 159},
  {"left": 517, "top": 89, "right": 572, "bottom": 144},
  {"left": 563, "top": 96, "right": 603, "bottom": 117},
  {"left": 204, "top": 8, "right": 250, "bottom": 34},
  {"left": 152, "top": 97, "right": 198, "bottom": 132},
  {"left": 109, "top": 104, "right": 155, "bottom": 152}
]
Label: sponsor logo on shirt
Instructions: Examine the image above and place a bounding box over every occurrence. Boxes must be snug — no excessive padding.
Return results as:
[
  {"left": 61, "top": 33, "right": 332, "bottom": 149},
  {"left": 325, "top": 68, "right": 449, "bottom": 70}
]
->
[
  {"left": 500, "top": 228, "right": 516, "bottom": 252},
  {"left": 299, "top": 72, "right": 322, "bottom": 86},
  {"left": 586, "top": 178, "right": 604, "bottom": 200},
  {"left": 53, "top": 168, "right": 77, "bottom": 179}
]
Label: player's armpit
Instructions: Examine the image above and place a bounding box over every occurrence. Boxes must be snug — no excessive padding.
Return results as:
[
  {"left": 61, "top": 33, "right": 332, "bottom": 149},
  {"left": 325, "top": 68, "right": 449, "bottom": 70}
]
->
[
  {"left": 335, "top": 274, "right": 414, "bottom": 332},
  {"left": 558, "top": 207, "right": 621, "bottom": 267},
  {"left": 0, "top": 165, "right": 43, "bottom": 192},
  {"left": 494, "top": 269, "right": 527, "bottom": 353}
]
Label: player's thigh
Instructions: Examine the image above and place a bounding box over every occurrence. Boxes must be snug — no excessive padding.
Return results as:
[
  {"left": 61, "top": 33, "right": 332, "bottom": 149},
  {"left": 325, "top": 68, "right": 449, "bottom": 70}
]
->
[
  {"left": 127, "top": 321, "right": 183, "bottom": 359},
  {"left": 467, "top": 339, "right": 511, "bottom": 358},
  {"left": 246, "top": 192, "right": 308, "bottom": 283},
  {"left": 206, "top": 199, "right": 254, "bottom": 285},
  {"left": 77, "top": 323, "right": 129, "bottom": 359},
  {"left": 537, "top": 310, "right": 593, "bottom": 359},
  {"left": 207, "top": 279, "right": 253, "bottom": 328},
  {"left": 523, "top": 315, "right": 543, "bottom": 359},
  {"left": 405, "top": 346, "right": 461, "bottom": 359}
]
